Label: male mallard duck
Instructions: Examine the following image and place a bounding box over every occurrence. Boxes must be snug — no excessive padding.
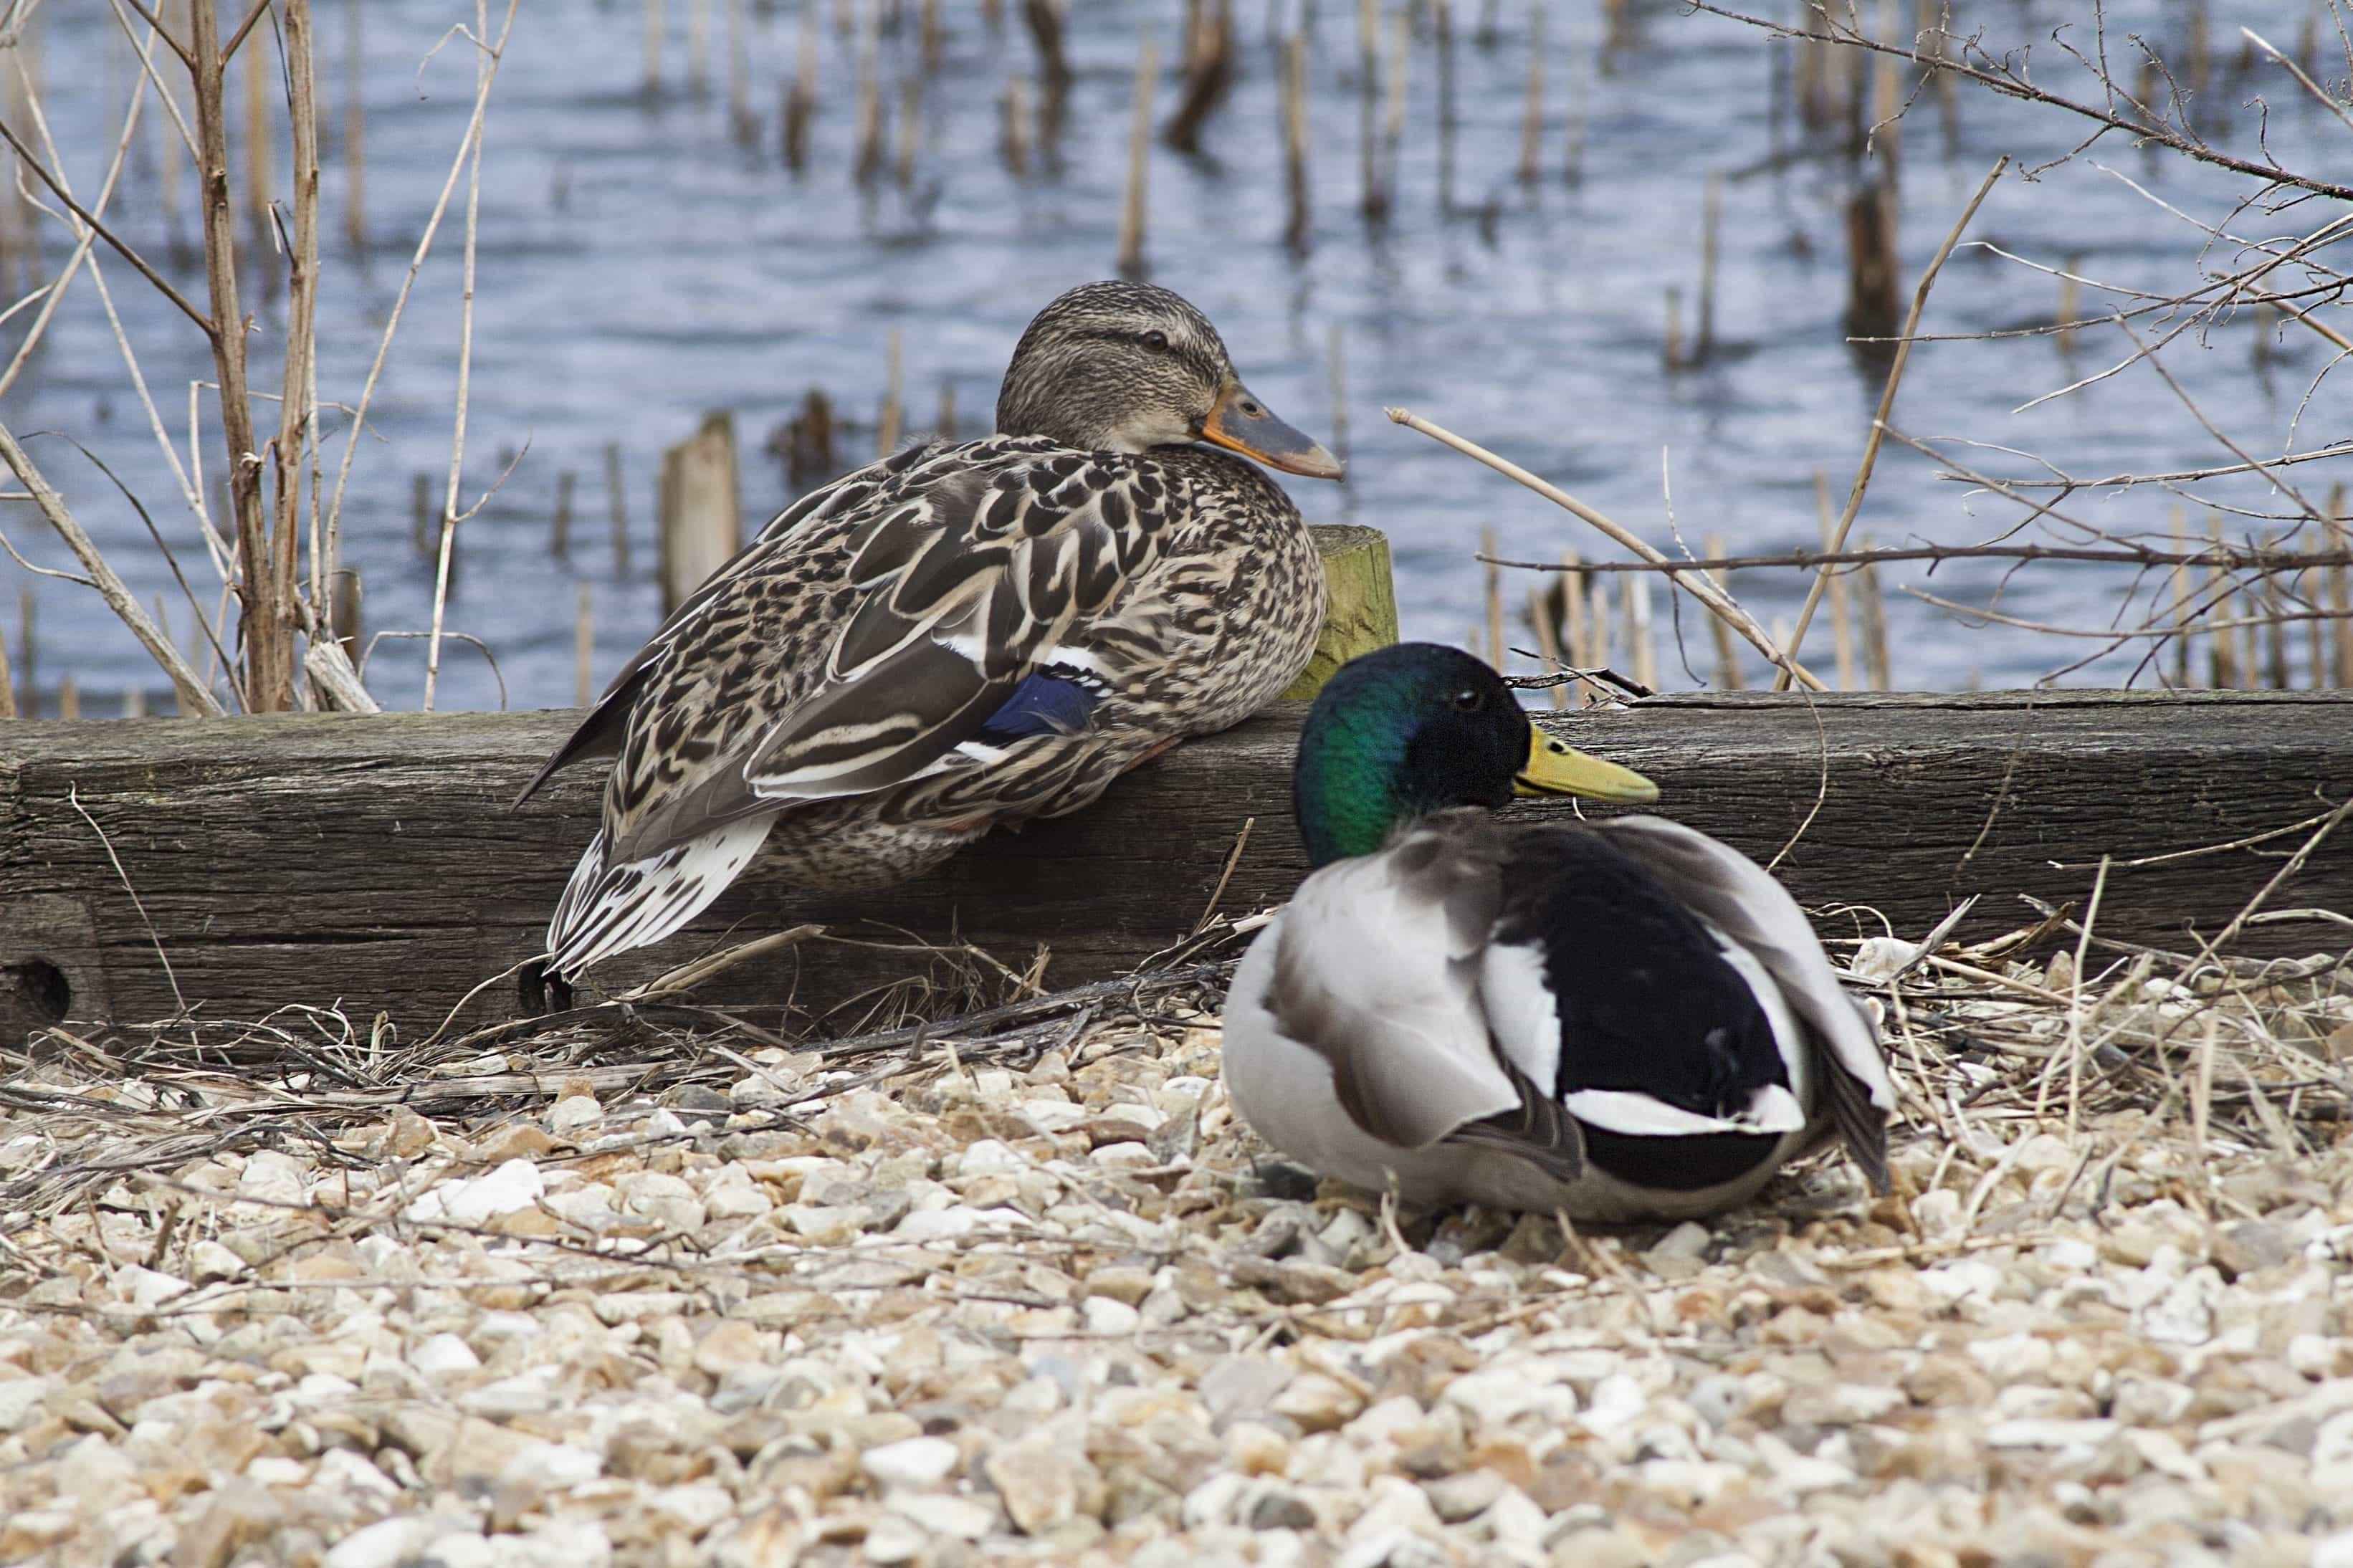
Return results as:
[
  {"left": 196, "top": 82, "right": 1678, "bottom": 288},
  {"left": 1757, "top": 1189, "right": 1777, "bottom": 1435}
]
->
[
  {"left": 518, "top": 281, "right": 1342, "bottom": 984},
  {"left": 1222, "top": 644, "right": 1894, "bottom": 1220}
]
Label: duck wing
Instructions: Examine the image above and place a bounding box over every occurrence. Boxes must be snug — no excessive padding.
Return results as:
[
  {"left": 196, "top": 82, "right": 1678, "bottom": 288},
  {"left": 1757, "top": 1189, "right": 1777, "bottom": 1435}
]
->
[
  {"left": 605, "top": 439, "right": 1175, "bottom": 867},
  {"left": 1256, "top": 813, "right": 1526, "bottom": 1152},
  {"left": 1591, "top": 815, "right": 1895, "bottom": 1191},
  {"left": 537, "top": 438, "right": 1181, "bottom": 976}
]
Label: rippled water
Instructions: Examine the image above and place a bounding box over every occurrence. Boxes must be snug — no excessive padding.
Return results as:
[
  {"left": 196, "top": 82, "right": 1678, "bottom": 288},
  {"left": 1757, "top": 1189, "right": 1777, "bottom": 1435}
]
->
[{"left": 9, "top": 0, "right": 2342, "bottom": 712}]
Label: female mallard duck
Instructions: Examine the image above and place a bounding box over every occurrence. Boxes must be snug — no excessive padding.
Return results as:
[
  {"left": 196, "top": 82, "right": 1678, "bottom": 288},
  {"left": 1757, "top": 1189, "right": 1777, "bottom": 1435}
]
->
[
  {"left": 1222, "top": 644, "right": 1894, "bottom": 1221},
  {"left": 517, "top": 282, "right": 1341, "bottom": 984}
]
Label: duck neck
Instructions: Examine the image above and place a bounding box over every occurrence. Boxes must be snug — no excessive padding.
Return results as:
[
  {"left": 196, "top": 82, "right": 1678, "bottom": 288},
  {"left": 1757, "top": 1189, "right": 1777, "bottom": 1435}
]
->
[{"left": 1292, "top": 727, "right": 1413, "bottom": 869}]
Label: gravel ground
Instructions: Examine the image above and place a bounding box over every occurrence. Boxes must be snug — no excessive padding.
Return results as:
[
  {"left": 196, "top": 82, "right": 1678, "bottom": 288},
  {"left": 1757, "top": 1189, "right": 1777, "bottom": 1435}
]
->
[{"left": 4, "top": 927, "right": 2351, "bottom": 1567}]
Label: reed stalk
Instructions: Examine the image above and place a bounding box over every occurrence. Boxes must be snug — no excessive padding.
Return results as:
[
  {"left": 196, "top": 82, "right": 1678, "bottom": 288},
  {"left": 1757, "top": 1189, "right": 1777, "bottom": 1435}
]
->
[
  {"left": 1702, "top": 531, "right": 1739, "bottom": 689},
  {"left": 1117, "top": 29, "right": 1156, "bottom": 276},
  {"left": 1517, "top": 2, "right": 1544, "bottom": 183},
  {"left": 343, "top": 0, "right": 364, "bottom": 249}
]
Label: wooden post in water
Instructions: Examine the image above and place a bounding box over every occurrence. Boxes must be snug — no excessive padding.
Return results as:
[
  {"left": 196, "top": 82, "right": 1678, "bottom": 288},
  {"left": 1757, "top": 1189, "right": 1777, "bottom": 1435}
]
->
[
  {"left": 1281, "top": 525, "right": 1400, "bottom": 699},
  {"left": 659, "top": 413, "right": 744, "bottom": 613}
]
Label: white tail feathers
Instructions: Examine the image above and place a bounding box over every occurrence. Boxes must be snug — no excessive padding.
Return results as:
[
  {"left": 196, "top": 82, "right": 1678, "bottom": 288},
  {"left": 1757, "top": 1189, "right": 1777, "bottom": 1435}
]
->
[{"left": 545, "top": 818, "right": 775, "bottom": 980}]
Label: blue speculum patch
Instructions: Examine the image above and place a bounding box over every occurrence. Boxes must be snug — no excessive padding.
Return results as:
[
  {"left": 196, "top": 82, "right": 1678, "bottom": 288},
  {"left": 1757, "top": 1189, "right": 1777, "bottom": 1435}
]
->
[{"left": 975, "top": 671, "right": 1102, "bottom": 742}]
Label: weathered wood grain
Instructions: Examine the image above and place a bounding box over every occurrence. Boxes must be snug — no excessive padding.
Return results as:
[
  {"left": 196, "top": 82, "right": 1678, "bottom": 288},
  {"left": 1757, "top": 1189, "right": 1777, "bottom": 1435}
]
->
[{"left": 3, "top": 688, "right": 2347, "bottom": 1045}]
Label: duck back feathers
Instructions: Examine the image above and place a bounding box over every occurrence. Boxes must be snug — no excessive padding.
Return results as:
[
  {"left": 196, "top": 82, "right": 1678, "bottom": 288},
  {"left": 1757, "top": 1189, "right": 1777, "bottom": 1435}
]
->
[{"left": 1225, "top": 812, "right": 1894, "bottom": 1218}]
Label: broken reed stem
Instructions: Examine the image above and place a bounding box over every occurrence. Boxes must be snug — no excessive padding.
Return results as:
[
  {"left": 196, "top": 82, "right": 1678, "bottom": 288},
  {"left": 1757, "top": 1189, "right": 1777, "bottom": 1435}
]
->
[
  {"left": 1281, "top": 34, "right": 1310, "bottom": 252},
  {"left": 2167, "top": 506, "right": 2193, "bottom": 687},
  {"left": 1387, "top": 406, "right": 1826, "bottom": 689},
  {"left": 1697, "top": 171, "right": 1721, "bottom": 362},
  {"left": 0, "top": 590, "right": 13, "bottom": 718},
  {"left": 1517, "top": 2, "right": 1544, "bottom": 183},
  {"left": 1624, "top": 571, "right": 1656, "bottom": 691},
  {"left": 1815, "top": 470, "right": 1856, "bottom": 689},
  {"left": 1001, "top": 75, "right": 1031, "bottom": 176},
  {"left": 1381, "top": 8, "right": 1408, "bottom": 207},
  {"left": 725, "top": 0, "right": 753, "bottom": 141},
  {"left": 1560, "top": 29, "right": 1584, "bottom": 183},
  {"left": 1161, "top": 0, "right": 1233, "bottom": 155},
  {"left": 1559, "top": 549, "right": 1588, "bottom": 698},
  {"left": 1481, "top": 525, "right": 1504, "bottom": 669},
  {"left": 1777, "top": 155, "right": 2008, "bottom": 689},
  {"left": 14, "top": 583, "right": 29, "bottom": 717},
  {"left": 550, "top": 469, "right": 575, "bottom": 558},
  {"left": 2206, "top": 514, "right": 2238, "bottom": 689},
  {"left": 1526, "top": 585, "right": 1567, "bottom": 709},
  {"left": 894, "top": 77, "right": 919, "bottom": 188},
  {"left": 1024, "top": 0, "right": 1070, "bottom": 146},
  {"left": 1434, "top": 0, "right": 1456, "bottom": 212},
  {"left": 854, "top": 4, "right": 882, "bottom": 183},
  {"left": 644, "top": 0, "right": 664, "bottom": 95},
  {"left": 877, "top": 326, "right": 903, "bottom": 459},
  {"left": 784, "top": 0, "right": 816, "bottom": 171},
  {"left": 343, "top": 0, "right": 364, "bottom": 249},
  {"left": 576, "top": 581, "right": 594, "bottom": 707},
  {"left": 1858, "top": 533, "right": 1891, "bottom": 689},
  {"left": 1327, "top": 322, "right": 1350, "bottom": 472},
  {"left": 1703, "top": 530, "right": 1740, "bottom": 689},
  {"left": 606, "top": 441, "right": 631, "bottom": 575},
  {"left": 424, "top": 0, "right": 494, "bottom": 712},
  {"left": 2329, "top": 487, "right": 2353, "bottom": 687},
  {"left": 1357, "top": 0, "right": 1381, "bottom": 219},
  {"left": 1117, "top": 29, "right": 1156, "bottom": 277}
]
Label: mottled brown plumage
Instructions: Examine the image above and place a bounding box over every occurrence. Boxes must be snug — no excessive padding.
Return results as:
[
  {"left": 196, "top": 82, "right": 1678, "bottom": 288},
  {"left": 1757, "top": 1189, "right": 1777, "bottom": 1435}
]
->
[{"left": 519, "top": 282, "right": 1338, "bottom": 981}]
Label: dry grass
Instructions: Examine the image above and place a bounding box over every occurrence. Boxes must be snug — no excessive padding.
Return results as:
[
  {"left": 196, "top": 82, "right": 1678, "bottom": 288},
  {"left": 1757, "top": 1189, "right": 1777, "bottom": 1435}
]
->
[{"left": 1, "top": 907, "right": 2348, "bottom": 1564}]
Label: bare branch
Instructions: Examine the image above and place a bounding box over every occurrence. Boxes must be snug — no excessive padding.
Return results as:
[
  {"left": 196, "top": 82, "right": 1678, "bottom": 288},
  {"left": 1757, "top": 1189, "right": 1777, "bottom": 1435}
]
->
[
  {"left": 0, "top": 417, "right": 225, "bottom": 715},
  {"left": 1776, "top": 157, "right": 2008, "bottom": 687},
  {"left": 0, "top": 118, "right": 211, "bottom": 333}
]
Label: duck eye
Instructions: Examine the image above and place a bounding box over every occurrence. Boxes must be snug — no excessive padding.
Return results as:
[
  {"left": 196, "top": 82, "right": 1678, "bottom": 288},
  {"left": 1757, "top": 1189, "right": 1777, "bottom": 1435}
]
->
[
  {"left": 1451, "top": 688, "right": 1484, "bottom": 712},
  {"left": 1141, "top": 330, "right": 1170, "bottom": 351}
]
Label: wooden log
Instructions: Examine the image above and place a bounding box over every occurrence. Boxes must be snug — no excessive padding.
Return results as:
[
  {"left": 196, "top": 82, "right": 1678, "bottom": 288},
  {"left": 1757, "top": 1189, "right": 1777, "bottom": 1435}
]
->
[
  {"left": 1289, "top": 525, "right": 1398, "bottom": 699},
  {"left": 657, "top": 413, "right": 742, "bottom": 614},
  {"left": 4, "top": 687, "right": 2348, "bottom": 1046}
]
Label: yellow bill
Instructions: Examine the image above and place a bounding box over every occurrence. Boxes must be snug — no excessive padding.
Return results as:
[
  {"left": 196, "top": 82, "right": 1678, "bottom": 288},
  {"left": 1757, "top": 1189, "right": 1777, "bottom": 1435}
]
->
[{"left": 1512, "top": 729, "right": 1660, "bottom": 803}]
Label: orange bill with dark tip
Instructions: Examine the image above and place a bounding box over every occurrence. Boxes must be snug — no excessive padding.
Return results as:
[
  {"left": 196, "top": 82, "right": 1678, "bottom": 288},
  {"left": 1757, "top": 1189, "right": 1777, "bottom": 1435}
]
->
[{"left": 1198, "top": 381, "right": 1345, "bottom": 480}]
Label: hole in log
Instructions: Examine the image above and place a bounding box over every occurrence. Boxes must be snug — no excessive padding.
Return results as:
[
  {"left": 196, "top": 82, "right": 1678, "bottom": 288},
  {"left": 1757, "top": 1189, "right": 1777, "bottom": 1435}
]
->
[
  {"left": 517, "top": 958, "right": 573, "bottom": 1018},
  {"left": 7, "top": 959, "right": 70, "bottom": 1026}
]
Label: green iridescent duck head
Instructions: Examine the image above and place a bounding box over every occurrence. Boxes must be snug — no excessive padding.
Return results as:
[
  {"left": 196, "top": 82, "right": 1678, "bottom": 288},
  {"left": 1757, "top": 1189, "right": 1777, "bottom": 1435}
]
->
[
  {"left": 1292, "top": 644, "right": 1662, "bottom": 867},
  {"left": 996, "top": 282, "right": 1343, "bottom": 480}
]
